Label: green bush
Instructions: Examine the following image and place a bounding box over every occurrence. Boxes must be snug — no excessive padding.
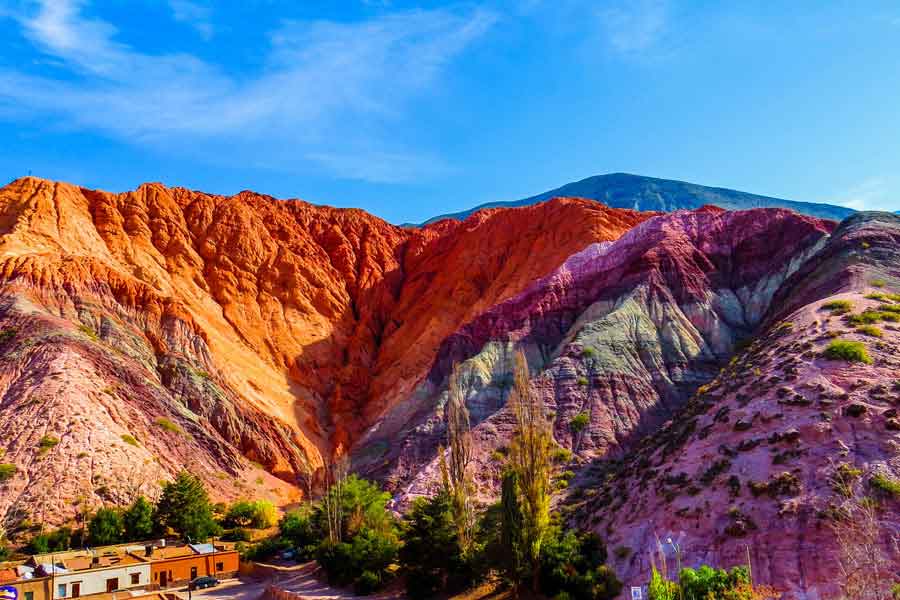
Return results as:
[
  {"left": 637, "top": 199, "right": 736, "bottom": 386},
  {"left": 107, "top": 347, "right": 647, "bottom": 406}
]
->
[
  {"left": 316, "top": 528, "right": 399, "bottom": 592},
  {"left": 822, "top": 300, "right": 853, "bottom": 314},
  {"left": 242, "top": 536, "right": 290, "bottom": 561},
  {"left": 354, "top": 570, "right": 381, "bottom": 595},
  {"left": 824, "top": 340, "right": 872, "bottom": 364},
  {"left": 679, "top": 565, "right": 750, "bottom": 600},
  {"left": 155, "top": 417, "right": 183, "bottom": 434},
  {"left": 222, "top": 527, "right": 252, "bottom": 542},
  {"left": 37, "top": 435, "right": 59, "bottom": 454},
  {"left": 29, "top": 527, "right": 72, "bottom": 553},
  {"left": 856, "top": 325, "right": 883, "bottom": 338},
  {"left": 0, "top": 463, "right": 16, "bottom": 482},
  {"left": 279, "top": 507, "right": 317, "bottom": 559},
  {"left": 225, "top": 499, "right": 277, "bottom": 529},
  {"left": 848, "top": 310, "right": 900, "bottom": 325},
  {"left": 581, "top": 347, "right": 596, "bottom": 359},
  {"left": 121, "top": 434, "right": 139, "bottom": 446},
  {"left": 552, "top": 448, "right": 573, "bottom": 463},
  {"left": 0, "top": 328, "right": 17, "bottom": 343},
  {"left": 570, "top": 412, "right": 590, "bottom": 433},
  {"left": 870, "top": 473, "right": 900, "bottom": 499},
  {"left": 539, "top": 527, "right": 621, "bottom": 600}
]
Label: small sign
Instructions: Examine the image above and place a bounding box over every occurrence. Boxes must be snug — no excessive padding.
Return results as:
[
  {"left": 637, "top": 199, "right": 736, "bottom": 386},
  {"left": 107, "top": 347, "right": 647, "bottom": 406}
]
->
[
  {"left": 0, "top": 586, "right": 18, "bottom": 600},
  {"left": 630, "top": 587, "right": 643, "bottom": 600}
]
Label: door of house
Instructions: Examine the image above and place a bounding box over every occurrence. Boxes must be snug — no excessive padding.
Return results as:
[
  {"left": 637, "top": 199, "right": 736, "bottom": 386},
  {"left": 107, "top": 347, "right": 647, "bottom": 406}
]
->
[
  {"left": 106, "top": 578, "right": 119, "bottom": 593},
  {"left": 190, "top": 567, "right": 197, "bottom": 580},
  {"left": 71, "top": 582, "right": 81, "bottom": 598},
  {"left": 160, "top": 572, "right": 168, "bottom": 588}
]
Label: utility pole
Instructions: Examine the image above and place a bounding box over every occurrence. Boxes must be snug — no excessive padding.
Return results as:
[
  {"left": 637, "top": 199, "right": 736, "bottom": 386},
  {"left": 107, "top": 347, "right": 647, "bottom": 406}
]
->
[{"left": 745, "top": 545, "right": 753, "bottom": 586}]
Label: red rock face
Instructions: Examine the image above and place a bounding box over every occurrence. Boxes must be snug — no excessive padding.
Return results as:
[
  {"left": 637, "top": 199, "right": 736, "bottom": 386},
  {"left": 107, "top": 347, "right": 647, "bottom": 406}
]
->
[{"left": 0, "top": 176, "right": 647, "bottom": 524}]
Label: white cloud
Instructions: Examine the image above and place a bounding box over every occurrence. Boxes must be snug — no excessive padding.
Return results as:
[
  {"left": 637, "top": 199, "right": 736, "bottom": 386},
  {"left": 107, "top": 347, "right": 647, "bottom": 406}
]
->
[
  {"left": 835, "top": 177, "right": 897, "bottom": 212},
  {"left": 596, "top": 0, "right": 668, "bottom": 55},
  {"left": 168, "top": 0, "right": 215, "bottom": 40},
  {"left": 0, "top": 0, "right": 497, "bottom": 183}
]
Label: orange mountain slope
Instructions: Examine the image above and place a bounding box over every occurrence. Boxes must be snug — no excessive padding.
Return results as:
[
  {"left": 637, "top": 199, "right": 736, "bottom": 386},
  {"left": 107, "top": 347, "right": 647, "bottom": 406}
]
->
[{"left": 0, "top": 176, "right": 649, "bottom": 522}]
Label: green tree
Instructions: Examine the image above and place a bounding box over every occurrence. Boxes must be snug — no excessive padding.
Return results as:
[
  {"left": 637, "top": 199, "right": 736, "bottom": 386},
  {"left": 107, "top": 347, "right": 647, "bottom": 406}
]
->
[
  {"left": 539, "top": 527, "right": 621, "bottom": 600},
  {"left": 679, "top": 565, "right": 749, "bottom": 600},
  {"left": 316, "top": 528, "right": 399, "bottom": 594},
  {"left": 315, "top": 474, "right": 394, "bottom": 540},
  {"left": 224, "top": 501, "right": 256, "bottom": 528},
  {"left": 508, "top": 350, "right": 553, "bottom": 591},
  {"left": 155, "top": 471, "right": 221, "bottom": 541},
  {"left": 400, "top": 491, "right": 471, "bottom": 599},
  {"left": 445, "top": 364, "right": 475, "bottom": 555},
  {"left": 313, "top": 474, "right": 399, "bottom": 594},
  {"left": 123, "top": 496, "right": 155, "bottom": 541},
  {"left": 279, "top": 507, "right": 317, "bottom": 559},
  {"left": 648, "top": 567, "right": 678, "bottom": 600},
  {"left": 223, "top": 499, "right": 277, "bottom": 529},
  {"left": 29, "top": 527, "right": 72, "bottom": 554},
  {"left": 499, "top": 470, "right": 526, "bottom": 586},
  {"left": 88, "top": 508, "right": 123, "bottom": 546}
]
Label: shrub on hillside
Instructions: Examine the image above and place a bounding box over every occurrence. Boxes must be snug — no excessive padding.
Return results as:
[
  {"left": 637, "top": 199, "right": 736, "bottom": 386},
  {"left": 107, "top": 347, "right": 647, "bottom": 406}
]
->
[
  {"left": 822, "top": 300, "right": 853, "bottom": 314},
  {"left": 824, "top": 340, "right": 872, "bottom": 364},
  {"left": 570, "top": 412, "right": 590, "bottom": 433},
  {"left": 870, "top": 473, "right": 900, "bottom": 499},
  {"left": 0, "top": 463, "right": 16, "bottom": 482},
  {"left": 856, "top": 325, "right": 883, "bottom": 337}
]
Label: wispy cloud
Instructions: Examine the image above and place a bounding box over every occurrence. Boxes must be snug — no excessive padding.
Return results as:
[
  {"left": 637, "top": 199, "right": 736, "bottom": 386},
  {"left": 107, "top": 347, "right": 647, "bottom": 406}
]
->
[
  {"left": 0, "top": 0, "right": 497, "bottom": 183},
  {"left": 835, "top": 177, "right": 897, "bottom": 212},
  {"left": 596, "top": 0, "right": 669, "bottom": 55},
  {"left": 168, "top": 0, "right": 215, "bottom": 40}
]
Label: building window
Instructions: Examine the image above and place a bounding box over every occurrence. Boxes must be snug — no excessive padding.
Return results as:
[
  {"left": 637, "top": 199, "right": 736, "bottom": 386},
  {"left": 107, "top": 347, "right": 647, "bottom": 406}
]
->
[
  {"left": 190, "top": 566, "right": 198, "bottom": 579},
  {"left": 215, "top": 562, "right": 224, "bottom": 572},
  {"left": 131, "top": 573, "right": 140, "bottom": 585},
  {"left": 25, "top": 592, "right": 34, "bottom": 600},
  {"left": 58, "top": 584, "right": 67, "bottom": 598}
]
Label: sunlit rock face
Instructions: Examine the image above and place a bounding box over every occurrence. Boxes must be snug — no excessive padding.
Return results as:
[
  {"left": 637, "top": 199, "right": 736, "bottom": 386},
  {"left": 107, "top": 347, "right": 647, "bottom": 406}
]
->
[{"left": 0, "top": 176, "right": 646, "bottom": 524}]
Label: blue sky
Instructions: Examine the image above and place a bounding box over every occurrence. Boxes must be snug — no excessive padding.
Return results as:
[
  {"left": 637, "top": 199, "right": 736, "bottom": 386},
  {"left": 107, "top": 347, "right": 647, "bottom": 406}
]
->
[{"left": 1, "top": 1, "right": 899, "bottom": 223}]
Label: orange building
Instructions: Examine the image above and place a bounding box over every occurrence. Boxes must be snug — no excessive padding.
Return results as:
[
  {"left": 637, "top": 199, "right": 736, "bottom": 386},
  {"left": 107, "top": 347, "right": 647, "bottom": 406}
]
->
[
  {"left": 146, "top": 545, "right": 238, "bottom": 589},
  {"left": 0, "top": 569, "right": 52, "bottom": 600}
]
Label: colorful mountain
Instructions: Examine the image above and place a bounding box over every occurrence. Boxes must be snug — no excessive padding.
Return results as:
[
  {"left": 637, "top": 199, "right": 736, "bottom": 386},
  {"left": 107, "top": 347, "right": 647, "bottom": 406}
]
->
[
  {"left": 0, "top": 176, "right": 646, "bottom": 524},
  {"left": 0, "top": 175, "right": 897, "bottom": 598}
]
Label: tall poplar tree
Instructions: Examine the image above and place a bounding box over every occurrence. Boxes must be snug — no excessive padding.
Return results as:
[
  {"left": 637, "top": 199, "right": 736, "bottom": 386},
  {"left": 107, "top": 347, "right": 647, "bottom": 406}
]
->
[{"left": 507, "top": 350, "right": 552, "bottom": 591}]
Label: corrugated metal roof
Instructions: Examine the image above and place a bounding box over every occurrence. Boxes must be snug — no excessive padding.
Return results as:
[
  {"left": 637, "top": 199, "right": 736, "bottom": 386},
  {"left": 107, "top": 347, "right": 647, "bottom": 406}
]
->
[{"left": 188, "top": 543, "right": 215, "bottom": 555}]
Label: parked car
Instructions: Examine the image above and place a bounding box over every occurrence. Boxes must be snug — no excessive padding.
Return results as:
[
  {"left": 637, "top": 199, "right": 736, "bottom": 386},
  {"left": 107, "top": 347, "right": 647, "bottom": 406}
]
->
[{"left": 190, "top": 576, "right": 220, "bottom": 590}]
